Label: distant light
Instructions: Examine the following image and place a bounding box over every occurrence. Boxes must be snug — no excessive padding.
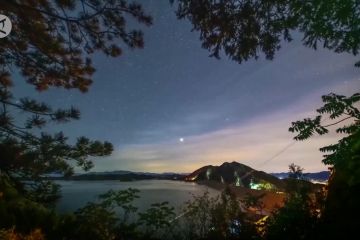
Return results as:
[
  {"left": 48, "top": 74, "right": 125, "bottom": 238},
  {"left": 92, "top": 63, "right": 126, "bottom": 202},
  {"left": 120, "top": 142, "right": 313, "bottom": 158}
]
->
[
  {"left": 179, "top": 138, "right": 184, "bottom": 142},
  {"left": 206, "top": 168, "right": 212, "bottom": 180}
]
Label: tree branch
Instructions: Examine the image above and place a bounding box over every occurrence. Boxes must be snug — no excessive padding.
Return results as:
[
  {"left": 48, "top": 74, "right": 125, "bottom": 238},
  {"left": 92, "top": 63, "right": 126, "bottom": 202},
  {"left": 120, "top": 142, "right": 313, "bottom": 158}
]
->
[{"left": 323, "top": 116, "right": 354, "bottom": 128}]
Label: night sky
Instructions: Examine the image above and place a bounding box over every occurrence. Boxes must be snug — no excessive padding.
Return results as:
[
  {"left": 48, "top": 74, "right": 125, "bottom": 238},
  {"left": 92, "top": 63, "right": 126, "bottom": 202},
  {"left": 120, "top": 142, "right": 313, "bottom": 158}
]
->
[{"left": 13, "top": 1, "right": 359, "bottom": 173}]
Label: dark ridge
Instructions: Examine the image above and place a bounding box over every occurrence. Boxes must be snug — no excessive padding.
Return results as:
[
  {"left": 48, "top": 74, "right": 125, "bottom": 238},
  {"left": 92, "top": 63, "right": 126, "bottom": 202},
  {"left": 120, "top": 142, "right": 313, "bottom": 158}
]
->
[{"left": 185, "top": 161, "right": 285, "bottom": 190}]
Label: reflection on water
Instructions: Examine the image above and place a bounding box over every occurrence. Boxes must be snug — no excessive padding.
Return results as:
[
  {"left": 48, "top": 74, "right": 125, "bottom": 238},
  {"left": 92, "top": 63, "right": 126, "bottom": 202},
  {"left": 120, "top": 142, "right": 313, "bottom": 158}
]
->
[{"left": 56, "top": 180, "right": 219, "bottom": 213}]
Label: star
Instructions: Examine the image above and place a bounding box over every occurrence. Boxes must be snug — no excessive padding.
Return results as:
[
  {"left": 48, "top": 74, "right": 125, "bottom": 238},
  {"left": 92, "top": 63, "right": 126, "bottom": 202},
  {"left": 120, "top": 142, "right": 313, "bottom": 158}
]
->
[{"left": 179, "top": 138, "right": 184, "bottom": 143}]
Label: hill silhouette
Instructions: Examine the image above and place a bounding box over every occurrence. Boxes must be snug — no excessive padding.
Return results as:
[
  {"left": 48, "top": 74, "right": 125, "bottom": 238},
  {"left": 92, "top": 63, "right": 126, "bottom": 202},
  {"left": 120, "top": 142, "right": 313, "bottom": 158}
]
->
[{"left": 185, "top": 161, "right": 285, "bottom": 190}]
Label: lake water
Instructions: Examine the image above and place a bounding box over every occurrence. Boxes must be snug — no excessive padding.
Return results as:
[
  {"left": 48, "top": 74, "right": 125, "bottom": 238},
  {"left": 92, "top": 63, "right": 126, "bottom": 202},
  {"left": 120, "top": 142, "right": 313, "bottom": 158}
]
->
[{"left": 56, "top": 180, "right": 219, "bottom": 213}]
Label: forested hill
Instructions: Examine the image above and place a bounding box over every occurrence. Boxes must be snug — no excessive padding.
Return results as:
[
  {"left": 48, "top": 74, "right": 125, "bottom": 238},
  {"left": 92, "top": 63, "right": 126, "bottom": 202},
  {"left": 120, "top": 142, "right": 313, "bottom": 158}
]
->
[
  {"left": 184, "top": 161, "right": 328, "bottom": 191},
  {"left": 185, "top": 161, "right": 286, "bottom": 190}
]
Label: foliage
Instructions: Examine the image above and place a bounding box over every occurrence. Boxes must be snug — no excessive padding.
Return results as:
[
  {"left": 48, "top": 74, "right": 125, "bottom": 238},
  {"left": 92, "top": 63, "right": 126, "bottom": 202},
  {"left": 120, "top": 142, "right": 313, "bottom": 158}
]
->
[
  {"left": 65, "top": 188, "right": 139, "bottom": 240},
  {"left": 284, "top": 166, "right": 313, "bottom": 200},
  {"left": 0, "top": 0, "right": 152, "bottom": 204},
  {"left": 265, "top": 166, "right": 320, "bottom": 240},
  {"left": 264, "top": 193, "right": 318, "bottom": 240},
  {"left": 180, "top": 188, "right": 259, "bottom": 240},
  {"left": 180, "top": 191, "right": 216, "bottom": 239},
  {"left": 0, "top": 108, "right": 113, "bottom": 203},
  {"left": 138, "top": 202, "right": 175, "bottom": 238},
  {"left": 289, "top": 93, "right": 360, "bottom": 239},
  {"left": 208, "top": 188, "right": 242, "bottom": 239},
  {"left": 1, "top": 0, "right": 358, "bottom": 239},
  {"left": 288, "top": 163, "right": 304, "bottom": 180},
  {"left": 0, "top": 183, "right": 179, "bottom": 240},
  {"left": 174, "top": 0, "right": 360, "bottom": 66},
  {"left": 58, "top": 188, "right": 175, "bottom": 240},
  {"left": 0, "top": 228, "right": 45, "bottom": 240},
  {"left": 173, "top": 1, "right": 360, "bottom": 237},
  {"left": 0, "top": 175, "right": 58, "bottom": 235},
  {"left": 241, "top": 193, "right": 265, "bottom": 210},
  {"left": 289, "top": 92, "right": 360, "bottom": 185},
  {"left": 0, "top": 0, "right": 152, "bottom": 92}
]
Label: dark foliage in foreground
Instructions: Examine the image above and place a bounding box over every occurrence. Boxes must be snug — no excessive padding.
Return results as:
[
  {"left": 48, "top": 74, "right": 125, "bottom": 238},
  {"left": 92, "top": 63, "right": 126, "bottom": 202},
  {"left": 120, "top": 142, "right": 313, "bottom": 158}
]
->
[
  {"left": 1, "top": 0, "right": 359, "bottom": 239},
  {"left": 0, "top": 176, "right": 176, "bottom": 240},
  {"left": 289, "top": 93, "right": 360, "bottom": 239},
  {"left": 174, "top": 0, "right": 360, "bottom": 66},
  {"left": 0, "top": 0, "right": 152, "bottom": 205}
]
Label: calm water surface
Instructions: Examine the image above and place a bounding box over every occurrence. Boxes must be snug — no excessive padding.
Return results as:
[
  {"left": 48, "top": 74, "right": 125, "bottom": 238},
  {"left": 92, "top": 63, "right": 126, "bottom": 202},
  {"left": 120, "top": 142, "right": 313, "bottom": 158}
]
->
[{"left": 56, "top": 180, "right": 219, "bottom": 213}]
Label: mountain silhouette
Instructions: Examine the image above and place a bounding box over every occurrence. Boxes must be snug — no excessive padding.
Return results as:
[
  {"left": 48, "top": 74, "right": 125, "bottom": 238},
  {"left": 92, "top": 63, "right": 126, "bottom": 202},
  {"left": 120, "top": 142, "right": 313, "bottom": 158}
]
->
[{"left": 185, "top": 161, "right": 285, "bottom": 190}]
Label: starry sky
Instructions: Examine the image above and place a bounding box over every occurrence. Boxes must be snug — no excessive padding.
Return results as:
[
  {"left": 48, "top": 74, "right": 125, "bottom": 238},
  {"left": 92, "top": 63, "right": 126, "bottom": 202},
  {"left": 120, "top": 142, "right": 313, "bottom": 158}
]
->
[{"left": 13, "top": 1, "right": 359, "bottom": 173}]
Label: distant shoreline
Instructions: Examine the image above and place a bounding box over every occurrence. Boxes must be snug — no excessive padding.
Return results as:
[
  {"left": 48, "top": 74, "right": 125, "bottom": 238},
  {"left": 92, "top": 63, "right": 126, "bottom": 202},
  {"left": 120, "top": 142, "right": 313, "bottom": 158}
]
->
[{"left": 46, "top": 172, "right": 186, "bottom": 182}]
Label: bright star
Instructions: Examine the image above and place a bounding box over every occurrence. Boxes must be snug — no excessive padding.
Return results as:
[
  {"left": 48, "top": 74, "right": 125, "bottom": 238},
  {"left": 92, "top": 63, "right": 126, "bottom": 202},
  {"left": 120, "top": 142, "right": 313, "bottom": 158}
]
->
[{"left": 179, "top": 138, "right": 184, "bottom": 142}]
